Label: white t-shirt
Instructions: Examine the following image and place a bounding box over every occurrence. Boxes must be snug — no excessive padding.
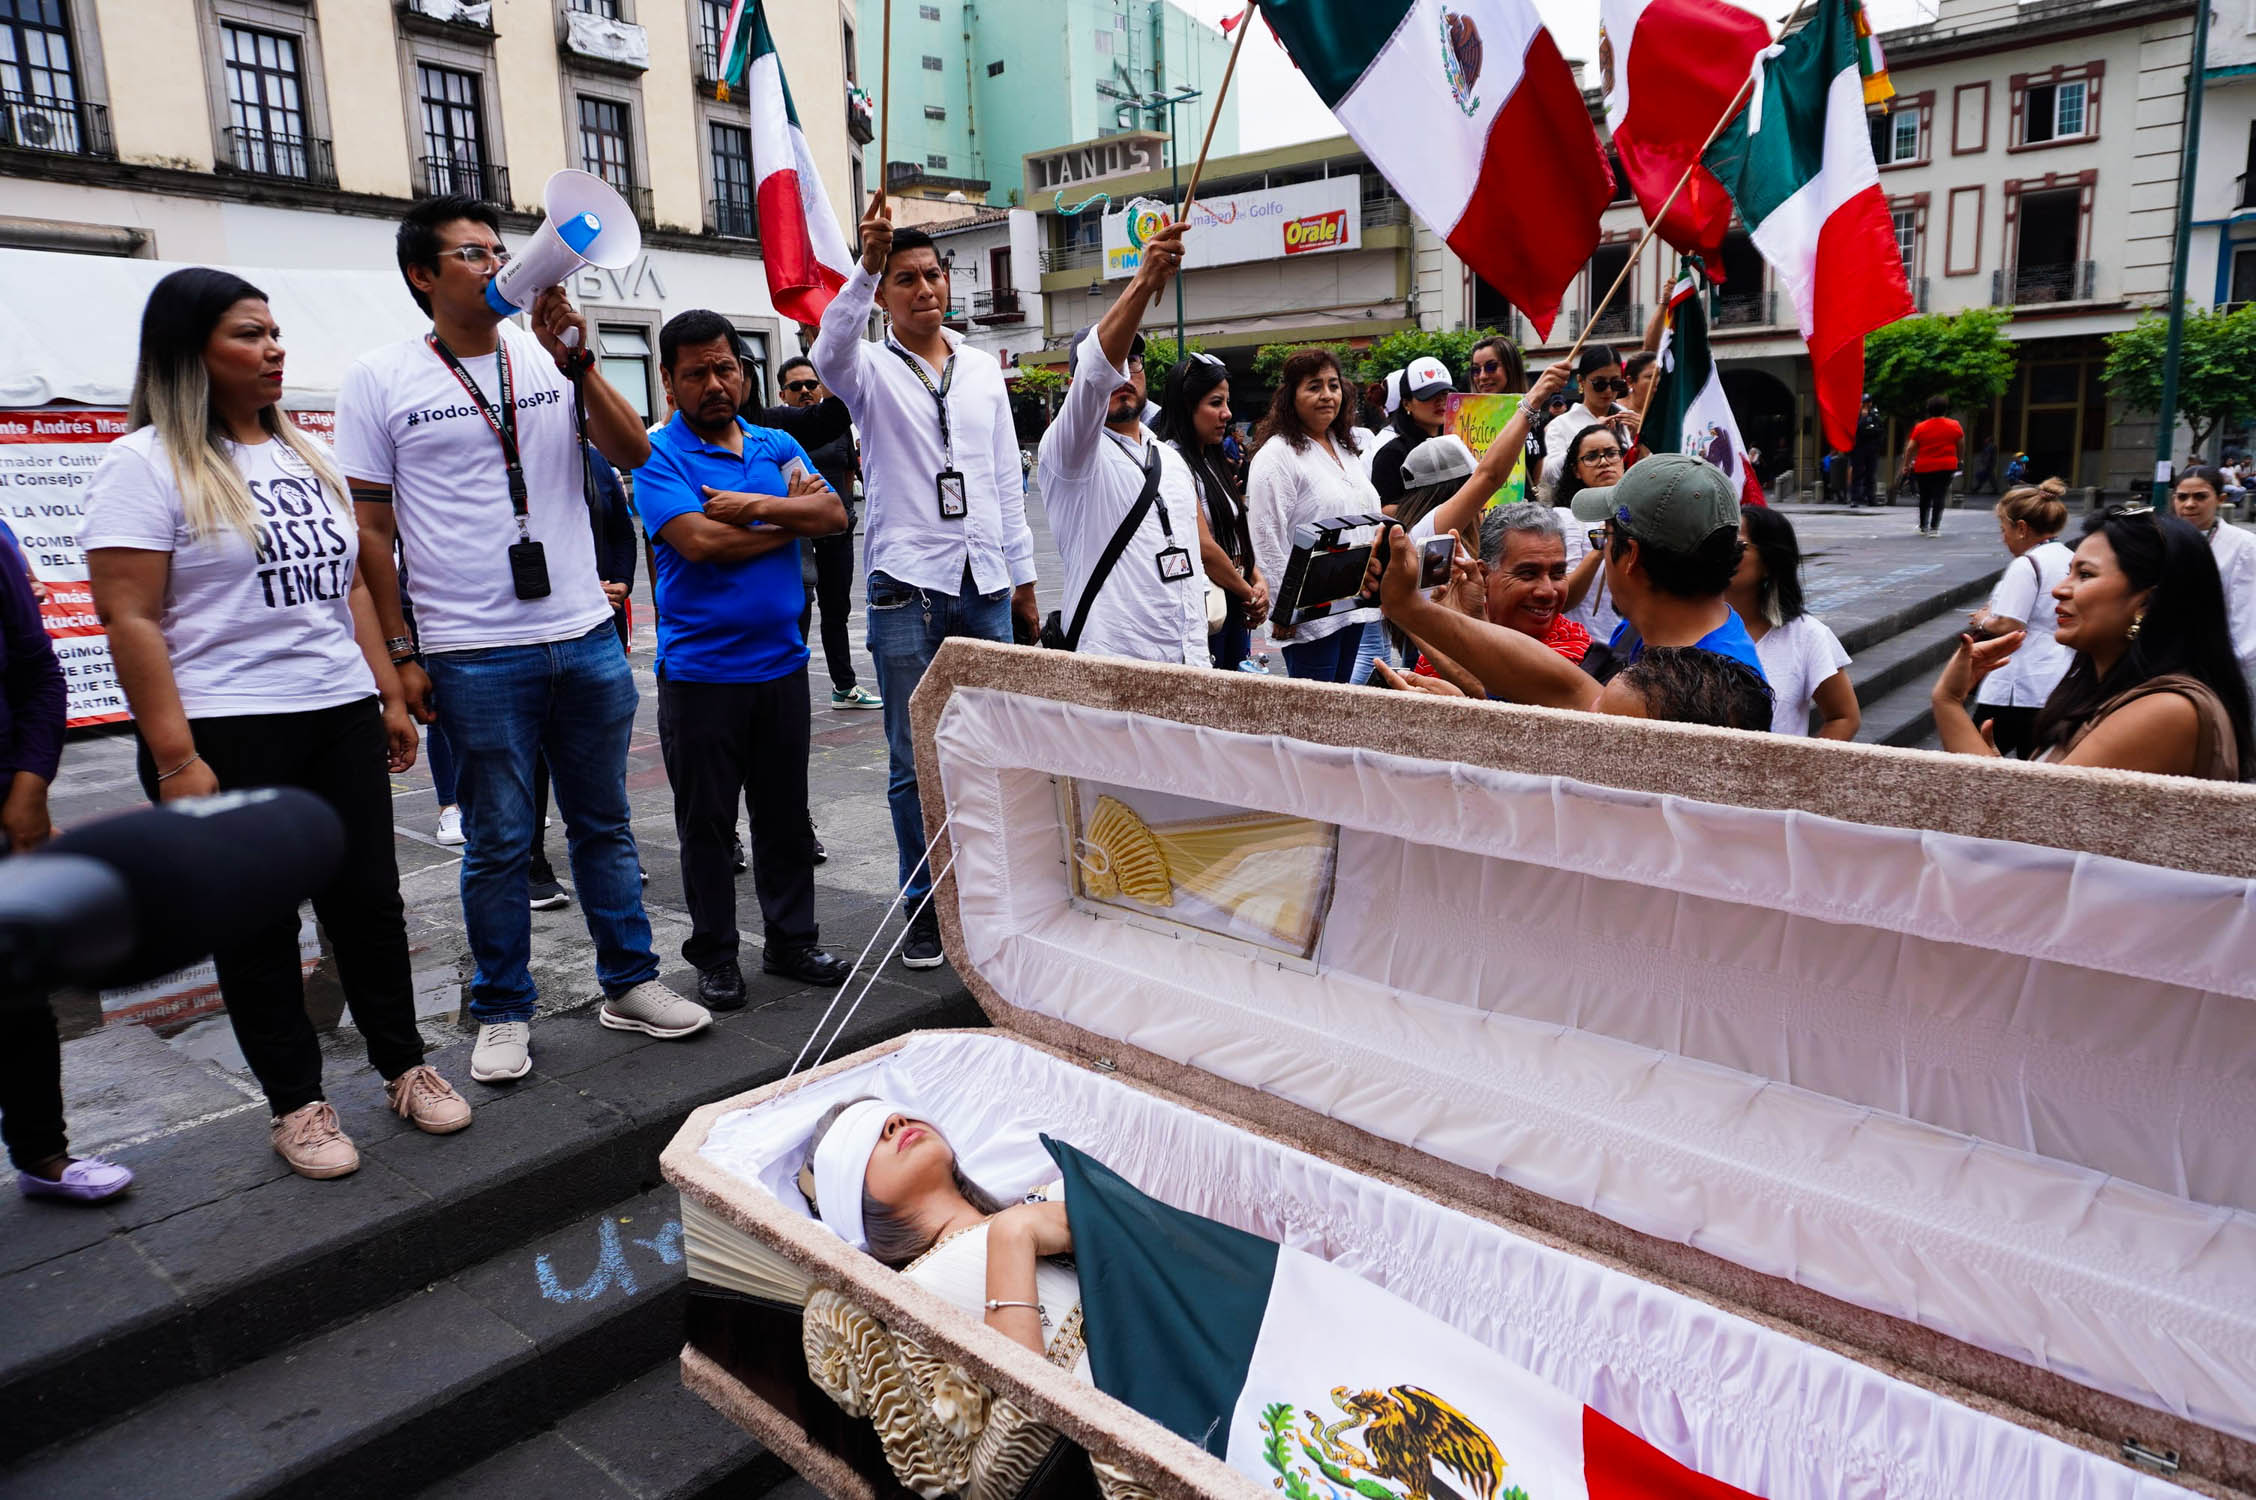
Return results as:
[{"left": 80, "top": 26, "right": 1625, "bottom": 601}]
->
[
  {"left": 81, "top": 428, "right": 375, "bottom": 718},
  {"left": 333, "top": 323, "right": 610, "bottom": 652},
  {"left": 1751, "top": 613, "right": 1851, "bottom": 736},
  {"left": 1975, "top": 540, "right": 2074, "bottom": 709}
]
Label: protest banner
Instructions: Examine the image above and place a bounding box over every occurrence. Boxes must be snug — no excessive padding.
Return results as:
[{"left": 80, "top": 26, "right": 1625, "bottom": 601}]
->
[{"left": 1443, "top": 392, "right": 1526, "bottom": 509}]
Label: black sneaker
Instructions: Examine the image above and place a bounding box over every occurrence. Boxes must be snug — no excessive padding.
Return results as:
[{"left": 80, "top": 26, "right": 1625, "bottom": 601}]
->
[
  {"left": 731, "top": 837, "right": 748, "bottom": 874},
  {"left": 697, "top": 960, "right": 747, "bottom": 1011},
  {"left": 528, "top": 854, "right": 570, "bottom": 911},
  {"left": 900, "top": 906, "right": 944, "bottom": 971},
  {"left": 762, "top": 945, "right": 850, "bottom": 987}
]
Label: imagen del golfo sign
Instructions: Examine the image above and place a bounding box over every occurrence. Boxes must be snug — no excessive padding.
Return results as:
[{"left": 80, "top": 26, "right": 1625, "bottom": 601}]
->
[{"left": 1103, "top": 174, "right": 1364, "bottom": 280}]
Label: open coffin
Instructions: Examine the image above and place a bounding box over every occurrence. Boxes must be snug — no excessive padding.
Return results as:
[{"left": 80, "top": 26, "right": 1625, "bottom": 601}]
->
[{"left": 662, "top": 642, "right": 2256, "bottom": 1500}]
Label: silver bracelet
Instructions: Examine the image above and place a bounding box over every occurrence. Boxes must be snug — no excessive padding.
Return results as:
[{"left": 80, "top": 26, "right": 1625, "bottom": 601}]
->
[
  {"left": 156, "top": 752, "right": 203, "bottom": 783},
  {"left": 984, "top": 1299, "right": 1049, "bottom": 1326}
]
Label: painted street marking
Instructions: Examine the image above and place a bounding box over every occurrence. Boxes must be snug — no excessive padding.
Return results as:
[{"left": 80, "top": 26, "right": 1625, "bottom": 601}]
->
[{"left": 534, "top": 1212, "right": 684, "bottom": 1302}]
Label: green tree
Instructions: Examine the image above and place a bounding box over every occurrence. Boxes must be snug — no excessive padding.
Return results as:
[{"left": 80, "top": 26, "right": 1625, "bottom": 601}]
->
[
  {"left": 2103, "top": 302, "right": 2256, "bottom": 459},
  {"left": 1138, "top": 335, "right": 1207, "bottom": 406},
  {"left": 1359, "top": 326, "right": 1510, "bottom": 386},
  {"left": 1007, "top": 363, "right": 1066, "bottom": 442},
  {"left": 1862, "top": 307, "right": 2018, "bottom": 426},
  {"left": 1253, "top": 341, "right": 1365, "bottom": 389}
]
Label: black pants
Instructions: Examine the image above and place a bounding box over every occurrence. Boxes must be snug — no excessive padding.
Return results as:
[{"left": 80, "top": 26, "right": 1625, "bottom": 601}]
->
[
  {"left": 1915, "top": 470, "right": 1953, "bottom": 530},
  {"left": 799, "top": 532, "right": 859, "bottom": 694},
  {"left": 1975, "top": 703, "right": 2041, "bottom": 759},
  {"left": 135, "top": 697, "right": 424, "bottom": 1116},
  {"left": 1849, "top": 451, "right": 1878, "bottom": 505},
  {"left": 0, "top": 997, "right": 65, "bottom": 1170},
  {"left": 657, "top": 669, "right": 817, "bottom": 969}
]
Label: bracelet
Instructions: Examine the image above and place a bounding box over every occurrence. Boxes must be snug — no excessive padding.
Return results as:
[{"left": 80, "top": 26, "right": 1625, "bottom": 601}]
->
[
  {"left": 983, "top": 1299, "right": 1049, "bottom": 1326},
  {"left": 156, "top": 752, "right": 203, "bottom": 783},
  {"left": 559, "top": 346, "right": 595, "bottom": 379},
  {"left": 384, "top": 635, "right": 415, "bottom": 657},
  {"left": 390, "top": 649, "right": 421, "bottom": 667}
]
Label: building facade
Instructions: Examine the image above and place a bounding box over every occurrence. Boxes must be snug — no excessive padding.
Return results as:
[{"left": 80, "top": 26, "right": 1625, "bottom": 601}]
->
[
  {"left": 0, "top": 0, "right": 868, "bottom": 414},
  {"left": 924, "top": 205, "right": 1044, "bottom": 367},
  {"left": 1500, "top": 0, "right": 2196, "bottom": 494},
  {"left": 863, "top": 0, "right": 1236, "bottom": 207}
]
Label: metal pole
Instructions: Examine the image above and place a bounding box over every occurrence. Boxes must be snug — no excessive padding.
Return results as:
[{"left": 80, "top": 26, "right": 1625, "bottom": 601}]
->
[{"left": 2153, "top": 0, "right": 2213, "bottom": 502}]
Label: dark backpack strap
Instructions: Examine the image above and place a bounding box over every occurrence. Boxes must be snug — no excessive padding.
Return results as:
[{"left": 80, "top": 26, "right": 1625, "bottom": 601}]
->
[{"left": 1060, "top": 444, "right": 1164, "bottom": 652}]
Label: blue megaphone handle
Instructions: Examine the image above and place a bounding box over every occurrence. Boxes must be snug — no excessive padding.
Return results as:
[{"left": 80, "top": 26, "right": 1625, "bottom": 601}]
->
[{"left": 482, "top": 211, "right": 605, "bottom": 316}]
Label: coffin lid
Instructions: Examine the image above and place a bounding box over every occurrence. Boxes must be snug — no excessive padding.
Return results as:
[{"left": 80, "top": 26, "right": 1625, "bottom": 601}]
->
[{"left": 906, "top": 640, "right": 2256, "bottom": 1478}]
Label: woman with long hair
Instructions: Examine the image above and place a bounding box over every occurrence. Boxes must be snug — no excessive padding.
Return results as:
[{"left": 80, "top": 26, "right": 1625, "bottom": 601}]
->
[
  {"left": 1965, "top": 479, "right": 2075, "bottom": 757},
  {"left": 1244, "top": 348, "right": 1384, "bottom": 682},
  {"left": 1159, "top": 352, "right": 1269, "bottom": 670},
  {"left": 1554, "top": 422, "right": 1628, "bottom": 644},
  {"left": 83, "top": 268, "right": 473, "bottom": 1179},
  {"left": 2169, "top": 464, "right": 2256, "bottom": 692},
  {"left": 1726, "top": 505, "right": 1858, "bottom": 738},
  {"left": 1933, "top": 504, "right": 2253, "bottom": 778}
]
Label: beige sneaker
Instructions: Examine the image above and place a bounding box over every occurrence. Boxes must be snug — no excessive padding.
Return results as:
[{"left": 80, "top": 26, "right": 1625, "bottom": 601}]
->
[
  {"left": 470, "top": 1021, "right": 532, "bottom": 1083},
  {"left": 599, "top": 981, "right": 712, "bottom": 1039},
  {"left": 271, "top": 1102, "right": 359, "bottom": 1180},
  {"left": 385, "top": 1065, "right": 472, "bottom": 1134}
]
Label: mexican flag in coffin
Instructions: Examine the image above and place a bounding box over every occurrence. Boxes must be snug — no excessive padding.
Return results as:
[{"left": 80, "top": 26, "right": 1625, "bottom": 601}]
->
[{"left": 1046, "top": 1139, "right": 1758, "bottom": 1500}]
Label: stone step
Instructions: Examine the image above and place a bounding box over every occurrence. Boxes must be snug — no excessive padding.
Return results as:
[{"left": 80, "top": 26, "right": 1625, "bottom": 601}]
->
[
  {"left": 0, "top": 905, "right": 982, "bottom": 1466},
  {"left": 1845, "top": 606, "right": 1973, "bottom": 709},
  {"left": 1854, "top": 673, "right": 1947, "bottom": 750},
  {"left": 415, "top": 1360, "right": 790, "bottom": 1500}
]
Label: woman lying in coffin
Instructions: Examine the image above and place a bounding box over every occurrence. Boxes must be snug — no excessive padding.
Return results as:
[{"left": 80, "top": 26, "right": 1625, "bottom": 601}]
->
[{"left": 800, "top": 1098, "right": 1082, "bottom": 1363}]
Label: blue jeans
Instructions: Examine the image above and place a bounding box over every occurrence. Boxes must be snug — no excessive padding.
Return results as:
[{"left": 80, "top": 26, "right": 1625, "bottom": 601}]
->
[
  {"left": 867, "top": 570, "right": 1012, "bottom": 906},
  {"left": 425, "top": 622, "right": 659, "bottom": 1022},
  {"left": 1282, "top": 624, "right": 1364, "bottom": 682},
  {"left": 1348, "top": 619, "right": 1387, "bottom": 685},
  {"left": 427, "top": 719, "right": 458, "bottom": 807}
]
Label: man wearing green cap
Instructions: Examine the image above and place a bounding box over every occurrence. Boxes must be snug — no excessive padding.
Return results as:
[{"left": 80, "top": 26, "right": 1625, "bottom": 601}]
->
[{"left": 1366, "top": 454, "right": 1769, "bottom": 721}]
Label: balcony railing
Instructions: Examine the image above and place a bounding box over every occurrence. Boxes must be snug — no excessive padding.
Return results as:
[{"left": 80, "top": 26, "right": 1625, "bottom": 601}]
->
[
  {"left": 221, "top": 125, "right": 337, "bottom": 186},
  {"left": 418, "top": 155, "right": 509, "bottom": 204},
  {"left": 846, "top": 85, "right": 874, "bottom": 145},
  {"left": 597, "top": 180, "right": 653, "bottom": 227},
  {"left": 0, "top": 92, "right": 114, "bottom": 158},
  {"left": 1713, "top": 290, "right": 1777, "bottom": 328},
  {"left": 972, "top": 288, "right": 1023, "bottom": 322},
  {"left": 1992, "top": 260, "right": 2096, "bottom": 306},
  {"left": 1585, "top": 299, "right": 1643, "bottom": 339},
  {"left": 712, "top": 194, "right": 756, "bottom": 239},
  {"left": 1039, "top": 242, "right": 1105, "bottom": 273}
]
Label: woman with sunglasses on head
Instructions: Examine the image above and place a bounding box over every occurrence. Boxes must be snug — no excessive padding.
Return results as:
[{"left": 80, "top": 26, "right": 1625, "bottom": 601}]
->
[
  {"left": 1932, "top": 504, "right": 2253, "bottom": 779},
  {"left": 83, "top": 269, "right": 473, "bottom": 1180},
  {"left": 1159, "top": 352, "right": 1269, "bottom": 671},
  {"left": 2169, "top": 465, "right": 2256, "bottom": 693}
]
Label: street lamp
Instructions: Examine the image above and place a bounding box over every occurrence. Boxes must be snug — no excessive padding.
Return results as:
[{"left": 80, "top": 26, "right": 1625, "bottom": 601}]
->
[{"left": 1097, "top": 82, "right": 1202, "bottom": 354}]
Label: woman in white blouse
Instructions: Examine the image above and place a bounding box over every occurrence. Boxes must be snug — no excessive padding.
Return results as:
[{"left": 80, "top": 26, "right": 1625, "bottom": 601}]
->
[
  {"left": 1966, "top": 480, "right": 2075, "bottom": 758},
  {"left": 1244, "top": 349, "right": 1384, "bottom": 682},
  {"left": 1726, "top": 504, "right": 1859, "bottom": 737}
]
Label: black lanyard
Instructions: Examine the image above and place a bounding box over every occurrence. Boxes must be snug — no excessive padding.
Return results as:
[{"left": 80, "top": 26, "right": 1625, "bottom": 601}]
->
[
  {"left": 887, "top": 341, "right": 957, "bottom": 467},
  {"left": 1110, "top": 432, "right": 1178, "bottom": 543},
  {"left": 428, "top": 333, "right": 531, "bottom": 540}
]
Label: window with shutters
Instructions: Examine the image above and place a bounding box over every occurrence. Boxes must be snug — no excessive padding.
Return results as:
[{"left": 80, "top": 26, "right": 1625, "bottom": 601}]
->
[
  {"left": 222, "top": 25, "right": 314, "bottom": 178},
  {"left": 417, "top": 64, "right": 492, "bottom": 199},
  {"left": 712, "top": 120, "right": 755, "bottom": 238},
  {"left": 578, "top": 94, "right": 634, "bottom": 193},
  {"left": 2013, "top": 66, "right": 2099, "bottom": 150}
]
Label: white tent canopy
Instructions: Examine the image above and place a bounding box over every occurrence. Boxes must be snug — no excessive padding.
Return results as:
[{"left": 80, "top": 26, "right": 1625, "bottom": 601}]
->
[{"left": 0, "top": 248, "right": 428, "bottom": 410}]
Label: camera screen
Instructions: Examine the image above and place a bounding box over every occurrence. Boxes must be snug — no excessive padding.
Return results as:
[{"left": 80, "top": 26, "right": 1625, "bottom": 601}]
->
[{"left": 1298, "top": 544, "right": 1375, "bottom": 608}]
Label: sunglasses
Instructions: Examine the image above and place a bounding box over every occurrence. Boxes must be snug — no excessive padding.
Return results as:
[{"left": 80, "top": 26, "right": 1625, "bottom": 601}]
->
[
  {"left": 1470, "top": 358, "right": 1507, "bottom": 375},
  {"left": 1585, "top": 377, "right": 1629, "bottom": 396},
  {"left": 439, "top": 244, "right": 511, "bottom": 270},
  {"left": 782, "top": 379, "right": 822, "bottom": 394}
]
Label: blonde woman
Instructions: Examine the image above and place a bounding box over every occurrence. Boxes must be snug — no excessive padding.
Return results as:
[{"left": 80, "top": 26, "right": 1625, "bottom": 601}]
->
[{"left": 83, "top": 268, "right": 472, "bottom": 1180}]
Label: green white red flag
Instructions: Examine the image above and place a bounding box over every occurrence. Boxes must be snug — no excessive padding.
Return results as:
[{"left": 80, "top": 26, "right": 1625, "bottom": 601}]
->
[
  {"left": 1257, "top": 0, "right": 1614, "bottom": 340},
  {"left": 1700, "top": 0, "right": 1913, "bottom": 450},
  {"left": 717, "top": 0, "right": 851, "bottom": 325},
  {"left": 1648, "top": 267, "right": 1765, "bottom": 506}
]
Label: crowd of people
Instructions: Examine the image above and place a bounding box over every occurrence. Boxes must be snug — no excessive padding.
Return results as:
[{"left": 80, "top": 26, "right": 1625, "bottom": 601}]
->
[{"left": 3, "top": 193, "right": 2255, "bottom": 1205}]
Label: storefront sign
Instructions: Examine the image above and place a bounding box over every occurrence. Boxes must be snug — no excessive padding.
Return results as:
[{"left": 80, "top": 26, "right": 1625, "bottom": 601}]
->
[
  {"left": 1, "top": 407, "right": 332, "bottom": 729},
  {"left": 1024, "top": 133, "right": 1167, "bottom": 201},
  {"left": 1103, "top": 174, "right": 1363, "bottom": 280}
]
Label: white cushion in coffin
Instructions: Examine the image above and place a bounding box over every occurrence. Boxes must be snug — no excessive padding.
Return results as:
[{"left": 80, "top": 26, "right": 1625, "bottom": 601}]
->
[
  {"left": 698, "top": 1031, "right": 2205, "bottom": 1500},
  {"left": 912, "top": 687, "right": 2256, "bottom": 1448}
]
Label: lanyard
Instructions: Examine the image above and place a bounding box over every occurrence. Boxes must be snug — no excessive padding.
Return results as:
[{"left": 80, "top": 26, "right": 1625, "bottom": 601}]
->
[
  {"left": 1109, "top": 431, "right": 1178, "bottom": 544},
  {"left": 887, "top": 340, "right": 957, "bottom": 468},
  {"left": 428, "top": 333, "right": 531, "bottom": 540}
]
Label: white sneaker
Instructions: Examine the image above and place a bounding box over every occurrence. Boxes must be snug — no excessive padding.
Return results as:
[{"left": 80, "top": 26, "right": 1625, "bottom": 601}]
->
[
  {"left": 599, "top": 981, "right": 712, "bottom": 1039},
  {"left": 470, "top": 1021, "right": 532, "bottom": 1082},
  {"left": 436, "top": 805, "right": 465, "bottom": 845}
]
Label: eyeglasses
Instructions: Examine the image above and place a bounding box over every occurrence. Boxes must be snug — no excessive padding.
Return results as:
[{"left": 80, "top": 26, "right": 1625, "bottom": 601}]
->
[
  {"left": 1586, "top": 377, "right": 1629, "bottom": 396},
  {"left": 783, "top": 379, "right": 822, "bottom": 394},
  {"left": 438, "top": 244, "right": 510, "bottom": 270},
  {"left": 1578, "top": 447, "right": 1624, "bottom": 465},
  {"left": 1470, "top": 359, "right": 1506, "bottom": 375}
]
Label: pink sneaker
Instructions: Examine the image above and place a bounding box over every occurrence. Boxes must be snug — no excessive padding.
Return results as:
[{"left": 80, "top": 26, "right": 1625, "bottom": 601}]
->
[
  {"left": 17, "top": 1157, "right": 134, "bottom": 1203},
  {"left": 271, "top": 1101, "right": 359, "bottom": 1180}
]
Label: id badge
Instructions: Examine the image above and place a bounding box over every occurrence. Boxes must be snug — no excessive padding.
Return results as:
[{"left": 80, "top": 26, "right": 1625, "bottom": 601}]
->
[
  {"left": 1155, "top": 546, "right": 1194, "bottom": 583},
  {"left": 936, "top": 469, "right": 968, "bottom": 521}
]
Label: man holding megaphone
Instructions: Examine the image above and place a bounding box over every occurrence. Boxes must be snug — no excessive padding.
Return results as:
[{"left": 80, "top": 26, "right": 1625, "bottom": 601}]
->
[{"left": 339, "top": 188, "right": 713, "bottom": 1088}]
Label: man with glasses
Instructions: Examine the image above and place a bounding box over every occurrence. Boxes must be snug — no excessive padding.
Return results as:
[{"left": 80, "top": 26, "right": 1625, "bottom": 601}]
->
[
  {"left": 1537, "top": 345, "right": 1642, "bottom": 501},
  {"left": 771, "top": 356, "right": 878, "bottom": 712},
  {"left": 342, "top": 195, "right": 712, "bottom": 1085},
  {"left": 1037, "top": 219, "right": 1203, "bottom": 665}
]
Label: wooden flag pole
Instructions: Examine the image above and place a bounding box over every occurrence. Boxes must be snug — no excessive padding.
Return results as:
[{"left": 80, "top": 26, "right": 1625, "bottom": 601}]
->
[
  {"left": 1179, "top": 3, "right": 1257, "bottom": 223},
  {"left": 1556, "top": 0, "right": 1813, "bottom": 371},
  {"left": 875, "top": 0, "right": 893, "bottom": 205}
]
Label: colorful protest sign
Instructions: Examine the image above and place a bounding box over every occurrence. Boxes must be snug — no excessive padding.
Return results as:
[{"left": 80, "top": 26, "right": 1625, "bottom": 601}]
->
[{"left": 1443, "top": 393, "right": 1525, "bottom": 509}]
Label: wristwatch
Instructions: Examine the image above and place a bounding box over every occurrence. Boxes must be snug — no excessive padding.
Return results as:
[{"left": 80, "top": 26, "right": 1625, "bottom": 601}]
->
[{"left": 559, "top": 346, "right": 596, "bottom": 380}]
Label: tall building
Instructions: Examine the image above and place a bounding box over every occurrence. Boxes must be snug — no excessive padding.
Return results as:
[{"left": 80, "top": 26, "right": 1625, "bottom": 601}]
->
[
  {"left": 862, "top": 0, "right": 1237, "bottom": 206},
  {"left": 0, "top": 0, "right": 865, "bottom": 413}
]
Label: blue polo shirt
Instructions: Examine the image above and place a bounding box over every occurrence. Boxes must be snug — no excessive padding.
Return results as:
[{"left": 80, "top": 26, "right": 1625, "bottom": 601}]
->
[
  {"left": 1607, "top": 607, "right": 1769, "bottom": 680},
  {"left": 633, "top": 413, "right": 815, "bottom": 683}
]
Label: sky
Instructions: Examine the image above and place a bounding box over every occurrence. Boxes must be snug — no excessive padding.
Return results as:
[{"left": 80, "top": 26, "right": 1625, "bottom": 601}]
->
[{"left": 1175, "top": 0, "right": 1941, "bottom": 153}]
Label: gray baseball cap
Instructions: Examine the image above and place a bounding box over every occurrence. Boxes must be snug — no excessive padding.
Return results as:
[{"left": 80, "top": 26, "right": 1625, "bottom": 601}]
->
[
  {"left": 1400, "top": 435, "right": 1476, "bottom": 491},
  {"left": 1570, "top": 453, "right": 1738, "bottom": 553}
]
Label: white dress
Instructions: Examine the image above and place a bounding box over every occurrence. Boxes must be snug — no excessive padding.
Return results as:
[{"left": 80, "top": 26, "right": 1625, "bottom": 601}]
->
[{"left": 902, "top": 1181, "right": 1090, "bottom": 1379}]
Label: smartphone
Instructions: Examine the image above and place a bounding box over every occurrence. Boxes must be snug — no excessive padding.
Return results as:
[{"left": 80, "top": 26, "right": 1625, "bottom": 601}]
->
[{"left": 1416, "top": 533, "right": 1456, "bottom": 589}]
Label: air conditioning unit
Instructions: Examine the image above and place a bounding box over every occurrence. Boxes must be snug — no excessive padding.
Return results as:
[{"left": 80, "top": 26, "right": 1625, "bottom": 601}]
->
[{"left": 5, "top": 102, "right": 79, "bottom": 154}]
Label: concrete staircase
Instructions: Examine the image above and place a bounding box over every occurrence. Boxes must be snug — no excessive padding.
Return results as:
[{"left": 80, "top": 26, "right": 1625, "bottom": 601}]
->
[{"left": 0, "top": 903, "right": 980, "bottom": 1500}]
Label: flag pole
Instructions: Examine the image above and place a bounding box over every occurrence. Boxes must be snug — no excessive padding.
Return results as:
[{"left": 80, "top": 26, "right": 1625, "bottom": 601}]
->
[
  {"left": 875, "top": 0, "right": 893, "bottom": 206},
  {"left": 1178, "top": 3, "right": 1256, "bottom": 223},
  {"left": 1557, "top": 0, "right": 1813, "bottom": 370}
]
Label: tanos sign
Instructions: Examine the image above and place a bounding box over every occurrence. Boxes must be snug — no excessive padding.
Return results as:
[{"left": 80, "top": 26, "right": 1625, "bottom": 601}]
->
[{"left": 1103, "top": 174, "right": 1364, "bottom": 280}]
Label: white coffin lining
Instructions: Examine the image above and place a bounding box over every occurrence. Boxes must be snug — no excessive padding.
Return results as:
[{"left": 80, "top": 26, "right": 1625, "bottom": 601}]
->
[
  {"left": 926, "top": 688, "right": 2256, "bottom": 1447},
  {"left": 698, "top": 1032, "right": 2196, "bottom": 1500}
]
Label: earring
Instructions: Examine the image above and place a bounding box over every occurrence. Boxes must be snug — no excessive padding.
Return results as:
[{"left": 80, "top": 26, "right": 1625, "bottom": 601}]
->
[{"left": 2127, "top": 612, "right": 2145, "bottom": 641}]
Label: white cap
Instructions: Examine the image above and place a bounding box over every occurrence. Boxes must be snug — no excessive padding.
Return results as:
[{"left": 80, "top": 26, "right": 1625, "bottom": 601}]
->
[
  {"left": 1402, "top": 355, "right": 1453, "bottom": 402},
  {"left": 1383, "top": 369, "right": 1406, "bottom": 414},
  {"left": 1401, "top": 435, "right": 1476, "bottom": 491}
]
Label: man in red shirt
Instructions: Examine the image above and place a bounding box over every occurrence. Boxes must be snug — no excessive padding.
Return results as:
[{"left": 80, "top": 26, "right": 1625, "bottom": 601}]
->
[{"left": 1900, "top": 395, "right": 1965, "bottom": 537}]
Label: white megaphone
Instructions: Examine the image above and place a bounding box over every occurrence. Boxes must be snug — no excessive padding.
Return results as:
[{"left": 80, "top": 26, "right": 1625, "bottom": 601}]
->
[{"left": 484, "top": 169, "right": 641, "bottom": 325}]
